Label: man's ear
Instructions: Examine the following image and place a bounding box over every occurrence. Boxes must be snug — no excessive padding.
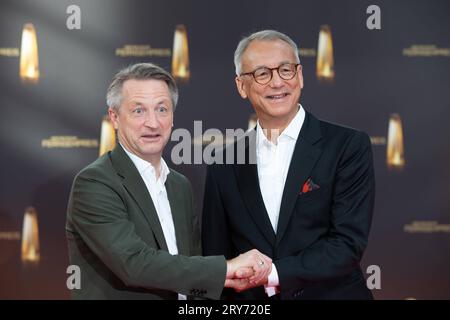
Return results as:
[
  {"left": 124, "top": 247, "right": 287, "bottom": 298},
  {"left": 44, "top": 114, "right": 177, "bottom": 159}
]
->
[
  {"left": 108, "top": 107, "right": 119, "bottom": 130},
  {"left": 297, "top": 64, "right": 304, "bottom": 90},
  {"left": 235, "top": 76, "right": 248, "bottom": 99}
]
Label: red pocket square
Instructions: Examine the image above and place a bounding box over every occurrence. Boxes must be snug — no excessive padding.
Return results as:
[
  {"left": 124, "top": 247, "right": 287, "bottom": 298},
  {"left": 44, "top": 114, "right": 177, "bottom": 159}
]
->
[{"left": 300, "top": 178, "right": 320, "bottom": 195}]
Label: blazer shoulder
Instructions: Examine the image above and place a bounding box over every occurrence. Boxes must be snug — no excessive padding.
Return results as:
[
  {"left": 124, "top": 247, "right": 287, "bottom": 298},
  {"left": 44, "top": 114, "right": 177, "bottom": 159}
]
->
[
  {"left": 73, "top": 152, "right": 119, "bottom": 186},
  {"left": 318, "top": 118, "right": 371, "bottom": 146}
]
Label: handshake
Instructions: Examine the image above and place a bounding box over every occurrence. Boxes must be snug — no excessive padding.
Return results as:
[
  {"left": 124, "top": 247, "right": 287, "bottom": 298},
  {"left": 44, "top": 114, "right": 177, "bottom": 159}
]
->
[{"left": 224, "top": 249, "right": 272, "bottom": 292}]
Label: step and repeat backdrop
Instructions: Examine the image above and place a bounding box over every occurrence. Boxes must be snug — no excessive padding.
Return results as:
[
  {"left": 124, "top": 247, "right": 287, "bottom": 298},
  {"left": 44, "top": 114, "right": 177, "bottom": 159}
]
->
[{"left": 0, "top": 0, "right": 449, "bottom": 299}]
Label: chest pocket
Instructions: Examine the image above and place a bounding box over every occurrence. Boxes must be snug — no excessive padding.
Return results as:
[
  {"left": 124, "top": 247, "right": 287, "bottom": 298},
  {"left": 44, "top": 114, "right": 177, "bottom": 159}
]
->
[{"left": 294, "top": 186, "right": 331, "bottom": 226}]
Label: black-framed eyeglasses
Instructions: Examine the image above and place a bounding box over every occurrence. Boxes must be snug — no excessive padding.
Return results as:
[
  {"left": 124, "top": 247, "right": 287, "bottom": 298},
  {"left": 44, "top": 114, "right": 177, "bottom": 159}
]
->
[{"left": 240, "top": 63, "right": 301, "bottom": 85}]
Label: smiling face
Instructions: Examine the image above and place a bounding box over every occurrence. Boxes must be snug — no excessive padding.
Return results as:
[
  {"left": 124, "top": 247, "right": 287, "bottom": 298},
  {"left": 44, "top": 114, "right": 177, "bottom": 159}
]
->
[
  {"left": 108, "top": 79, "right": 173, "bottom": 166},
  {"left": 235, "top": 39, "right": 303, "bottom": 130}
]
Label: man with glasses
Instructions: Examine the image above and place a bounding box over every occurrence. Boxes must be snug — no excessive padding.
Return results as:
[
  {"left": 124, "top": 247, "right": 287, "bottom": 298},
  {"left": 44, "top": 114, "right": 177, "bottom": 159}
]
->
[{"left": 202, "top": 30, "right": 375, "bottom": 300}]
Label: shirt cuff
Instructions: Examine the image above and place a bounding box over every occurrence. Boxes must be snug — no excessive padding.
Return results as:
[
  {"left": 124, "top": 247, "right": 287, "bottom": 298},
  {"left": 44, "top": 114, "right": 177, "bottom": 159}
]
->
[{"left": 264, "top": 263, "right": 280, "bottom": 297}]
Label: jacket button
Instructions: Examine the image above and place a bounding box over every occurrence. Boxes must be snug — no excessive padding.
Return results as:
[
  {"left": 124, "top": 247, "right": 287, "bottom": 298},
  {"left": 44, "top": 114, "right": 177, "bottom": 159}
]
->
[{"left": 293, "top": 289, "right": 303, "bottom": 298}]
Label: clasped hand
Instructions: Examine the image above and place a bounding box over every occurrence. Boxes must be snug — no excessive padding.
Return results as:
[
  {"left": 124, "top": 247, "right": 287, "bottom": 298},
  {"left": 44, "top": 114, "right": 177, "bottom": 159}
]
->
[{"left": 225, "top": 249, "right": 272, "bottom": 292}]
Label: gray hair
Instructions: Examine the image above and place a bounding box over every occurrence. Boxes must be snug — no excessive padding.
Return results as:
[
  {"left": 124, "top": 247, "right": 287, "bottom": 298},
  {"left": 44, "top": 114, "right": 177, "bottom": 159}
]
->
[
  {"left": 234, "top": 30, "right": 300, "bottom": 75},
  {"left": 106, "top": 63, "right": 179, "bottom": 111}
]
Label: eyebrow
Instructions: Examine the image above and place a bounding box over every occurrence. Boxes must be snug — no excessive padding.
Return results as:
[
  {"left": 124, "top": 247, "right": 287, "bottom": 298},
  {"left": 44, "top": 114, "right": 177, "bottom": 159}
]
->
[
  {"left": 129, "top": 97, "right": 170, "bottom": 105},
  {"left": 129, "top": 101, "right": 144, "bottom": 106}
]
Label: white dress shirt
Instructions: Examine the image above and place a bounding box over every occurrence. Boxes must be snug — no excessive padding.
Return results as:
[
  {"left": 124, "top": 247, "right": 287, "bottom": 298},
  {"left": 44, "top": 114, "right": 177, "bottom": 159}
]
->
[
  {"left": 256, "top": 105, "right": 305, "bottom": 296},
  {"left": 122, "top": 145, "right": 186, "bottom": 300}
]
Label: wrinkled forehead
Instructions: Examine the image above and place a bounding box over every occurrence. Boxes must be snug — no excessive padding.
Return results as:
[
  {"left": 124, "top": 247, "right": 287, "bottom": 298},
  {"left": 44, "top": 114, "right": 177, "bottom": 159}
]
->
[{"left": 122, "top": 79, "right": 171, "bottom": 101}]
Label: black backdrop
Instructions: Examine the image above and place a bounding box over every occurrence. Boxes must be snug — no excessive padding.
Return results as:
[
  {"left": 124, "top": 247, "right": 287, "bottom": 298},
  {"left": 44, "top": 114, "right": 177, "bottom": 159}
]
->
[{"left": 1, "top": 0, "right": 449, "bottom": 299}]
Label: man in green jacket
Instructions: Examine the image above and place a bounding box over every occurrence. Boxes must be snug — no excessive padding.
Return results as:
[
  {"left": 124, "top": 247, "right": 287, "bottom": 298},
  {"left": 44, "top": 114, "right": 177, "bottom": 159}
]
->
[{"left": 66, "top": 63, "right": 271, "bottom": 299}]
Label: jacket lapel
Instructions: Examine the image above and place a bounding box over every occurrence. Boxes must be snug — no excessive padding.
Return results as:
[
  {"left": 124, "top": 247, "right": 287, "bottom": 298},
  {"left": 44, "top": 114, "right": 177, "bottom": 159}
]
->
[
  {"left": 110, "top": 145, "right": 168, "bottom": 251},
  {"left": 165, "top": 174, "right": 189, "bottom": 256},
  {"left": 276, "top": 111, "right": 323, "bottom": 245},
  {"left": 234, "top": 131, "right": 277, "bottom": 246}
]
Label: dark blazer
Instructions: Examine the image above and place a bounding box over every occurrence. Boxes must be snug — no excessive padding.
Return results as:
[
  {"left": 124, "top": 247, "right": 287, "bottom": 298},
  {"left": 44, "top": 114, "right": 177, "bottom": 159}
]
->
[
  {"left": 66, "top": 144, "right": 226, "bottom": 299},
  {"left": 202, "top": 110, "right": 375, "bottom": 300}
]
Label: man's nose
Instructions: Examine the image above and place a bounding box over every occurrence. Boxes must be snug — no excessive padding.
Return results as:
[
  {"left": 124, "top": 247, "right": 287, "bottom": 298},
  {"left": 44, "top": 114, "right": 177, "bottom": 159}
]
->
[
  {"left": 143, "top": 110, "right": 158, "bottom": 128},
  {"left": 269, "top": 69, "right": 284, "bottom": 87}
]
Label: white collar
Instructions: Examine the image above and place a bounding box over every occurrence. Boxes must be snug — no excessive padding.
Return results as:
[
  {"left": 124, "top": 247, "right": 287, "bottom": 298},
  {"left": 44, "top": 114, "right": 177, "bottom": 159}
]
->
[
  {"left": 121, "top": 144, "right": 170, "bottom": 184},
  {"left": 256, "top": 104, "right": 305, "bottom": 146}
]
